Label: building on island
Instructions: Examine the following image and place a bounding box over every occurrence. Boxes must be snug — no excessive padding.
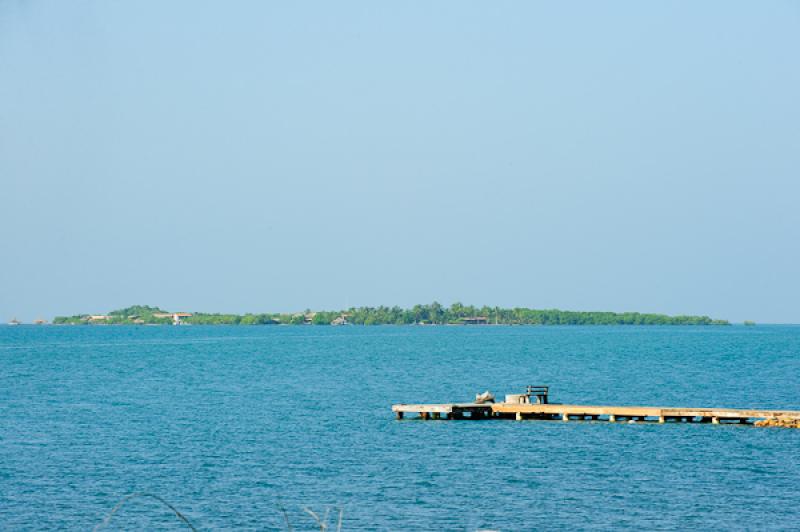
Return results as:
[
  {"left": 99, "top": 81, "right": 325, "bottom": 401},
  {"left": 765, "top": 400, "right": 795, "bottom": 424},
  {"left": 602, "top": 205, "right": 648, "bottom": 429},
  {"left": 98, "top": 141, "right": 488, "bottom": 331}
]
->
[
  {"left": 461, "top": 316, "right": 489, "bottom": 325},
  {"left": 153, "top": 312, "right": 193, "bottom": 325},
  {"left": 331, "top": 314, "right": 350, "bottom": 326}
]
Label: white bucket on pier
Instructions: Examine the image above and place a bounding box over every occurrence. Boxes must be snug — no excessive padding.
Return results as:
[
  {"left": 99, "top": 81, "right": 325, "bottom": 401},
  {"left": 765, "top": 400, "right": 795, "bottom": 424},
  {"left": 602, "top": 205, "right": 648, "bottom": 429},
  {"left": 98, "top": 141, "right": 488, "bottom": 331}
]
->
[{"left": 505, "top": 393, "right": 530, "bottom": 404}]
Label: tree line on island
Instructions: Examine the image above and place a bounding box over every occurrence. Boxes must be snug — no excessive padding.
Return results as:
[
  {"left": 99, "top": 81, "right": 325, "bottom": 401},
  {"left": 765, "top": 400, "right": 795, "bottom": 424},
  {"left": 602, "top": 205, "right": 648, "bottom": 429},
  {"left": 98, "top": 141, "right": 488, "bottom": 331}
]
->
[{"left": 52, "top": 303, "right": 729, "bottom": 326}]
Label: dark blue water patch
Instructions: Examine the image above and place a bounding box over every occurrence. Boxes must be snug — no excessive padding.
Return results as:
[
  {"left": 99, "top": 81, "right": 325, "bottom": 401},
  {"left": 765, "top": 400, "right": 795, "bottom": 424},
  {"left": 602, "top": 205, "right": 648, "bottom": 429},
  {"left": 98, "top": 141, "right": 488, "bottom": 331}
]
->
[{"left": 0, "top": 325, "right": 799, "bottom": 530}]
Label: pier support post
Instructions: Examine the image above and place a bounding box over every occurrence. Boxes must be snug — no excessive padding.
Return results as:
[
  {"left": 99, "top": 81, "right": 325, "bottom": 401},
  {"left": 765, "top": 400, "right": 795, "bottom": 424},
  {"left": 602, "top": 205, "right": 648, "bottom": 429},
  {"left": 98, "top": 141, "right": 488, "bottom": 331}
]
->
[
  {"left": 712, "top": 417, "right": 720, "bottom": 424},
  {"left": 432, "top": 412, "right": 441, "bottom": 420},
  {"left": 609, "top": 414, "right": 616, "bottom": 423},
  {"left": 515, "top": 412, "right": 523, "bottom": 421},
  {"left": 396, "top": 412, "right": 404, "bottom": 420},
  {"left": 562, "top": 413, "right": 569, "bottom": 422},
  {"left": 659, "top": 416, "right": 666, "bottom": 424},
  {"left": 420, "top": 412, "right": 429, "bottom": 420}
]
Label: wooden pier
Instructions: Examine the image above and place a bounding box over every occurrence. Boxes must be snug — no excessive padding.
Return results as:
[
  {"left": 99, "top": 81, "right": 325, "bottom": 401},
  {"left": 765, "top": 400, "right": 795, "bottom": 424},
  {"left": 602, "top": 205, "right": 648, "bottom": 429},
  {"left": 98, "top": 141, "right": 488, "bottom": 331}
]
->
[
  {"left": 393, "top": 402, "right": 800, "bottom": 424},
  {"left": 392, "top": 388, "right": 800, "bottom": 425}
]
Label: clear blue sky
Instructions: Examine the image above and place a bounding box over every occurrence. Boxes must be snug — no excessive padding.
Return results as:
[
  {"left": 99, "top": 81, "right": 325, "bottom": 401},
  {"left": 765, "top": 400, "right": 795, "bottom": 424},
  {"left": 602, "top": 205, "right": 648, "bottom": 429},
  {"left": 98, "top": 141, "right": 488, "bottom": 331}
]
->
[{"left": 1, "top": 2, "right": 798, "bottom": 323}]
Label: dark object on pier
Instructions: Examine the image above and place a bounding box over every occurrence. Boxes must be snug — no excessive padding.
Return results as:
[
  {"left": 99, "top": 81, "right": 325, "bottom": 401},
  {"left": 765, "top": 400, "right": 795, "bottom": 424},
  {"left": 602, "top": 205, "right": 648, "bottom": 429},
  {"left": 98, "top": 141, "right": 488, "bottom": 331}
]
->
[{"left": 526, "top": 385, "right": 549, "bottom": 404}]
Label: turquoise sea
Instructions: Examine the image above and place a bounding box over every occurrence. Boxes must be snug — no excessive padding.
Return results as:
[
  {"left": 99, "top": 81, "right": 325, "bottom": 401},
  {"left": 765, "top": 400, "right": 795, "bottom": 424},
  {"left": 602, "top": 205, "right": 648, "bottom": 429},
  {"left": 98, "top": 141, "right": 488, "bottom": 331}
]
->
[{"left": 1, "top": 325, "right": 799, "bottom": 530}]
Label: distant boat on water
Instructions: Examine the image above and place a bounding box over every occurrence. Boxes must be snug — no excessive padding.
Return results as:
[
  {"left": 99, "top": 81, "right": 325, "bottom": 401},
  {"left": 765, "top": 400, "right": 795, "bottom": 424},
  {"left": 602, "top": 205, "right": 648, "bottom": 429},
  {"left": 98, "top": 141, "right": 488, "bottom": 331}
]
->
[{"left": 7, "top": 318, "right": 21, "bottom": 326}]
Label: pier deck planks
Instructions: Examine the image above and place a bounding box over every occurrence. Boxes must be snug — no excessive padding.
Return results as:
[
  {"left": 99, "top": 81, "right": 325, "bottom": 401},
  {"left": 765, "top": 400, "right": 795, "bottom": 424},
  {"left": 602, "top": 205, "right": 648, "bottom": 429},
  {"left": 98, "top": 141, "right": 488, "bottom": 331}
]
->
[{"left": 392, "top": 402, "right": 800, "bottom": 423}]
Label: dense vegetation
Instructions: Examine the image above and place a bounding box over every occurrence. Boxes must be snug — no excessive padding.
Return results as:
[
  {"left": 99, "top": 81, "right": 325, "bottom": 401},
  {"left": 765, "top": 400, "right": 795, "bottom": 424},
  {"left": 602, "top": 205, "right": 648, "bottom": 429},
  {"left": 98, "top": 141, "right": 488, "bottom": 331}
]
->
[
  {"left": 54, "top": 305, "right": 174, "bottom": 325},
  {"left": 53, "top": 303, "right": 729, "bottom": 326}
]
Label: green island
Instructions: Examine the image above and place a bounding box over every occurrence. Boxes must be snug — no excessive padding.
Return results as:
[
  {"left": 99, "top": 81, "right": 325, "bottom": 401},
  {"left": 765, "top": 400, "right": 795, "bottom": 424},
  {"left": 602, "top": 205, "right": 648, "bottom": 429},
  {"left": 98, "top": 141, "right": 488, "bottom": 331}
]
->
[{"left": 52, "top": 304, "right": 729, "bottom": 326}]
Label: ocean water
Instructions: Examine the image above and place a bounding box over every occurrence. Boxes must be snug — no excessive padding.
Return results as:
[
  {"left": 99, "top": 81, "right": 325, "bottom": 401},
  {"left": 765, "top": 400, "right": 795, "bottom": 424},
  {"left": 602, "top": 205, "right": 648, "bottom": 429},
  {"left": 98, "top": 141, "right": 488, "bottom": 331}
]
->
[{"left": 1, "top": 325, "right": 799, "bottom": 531}]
